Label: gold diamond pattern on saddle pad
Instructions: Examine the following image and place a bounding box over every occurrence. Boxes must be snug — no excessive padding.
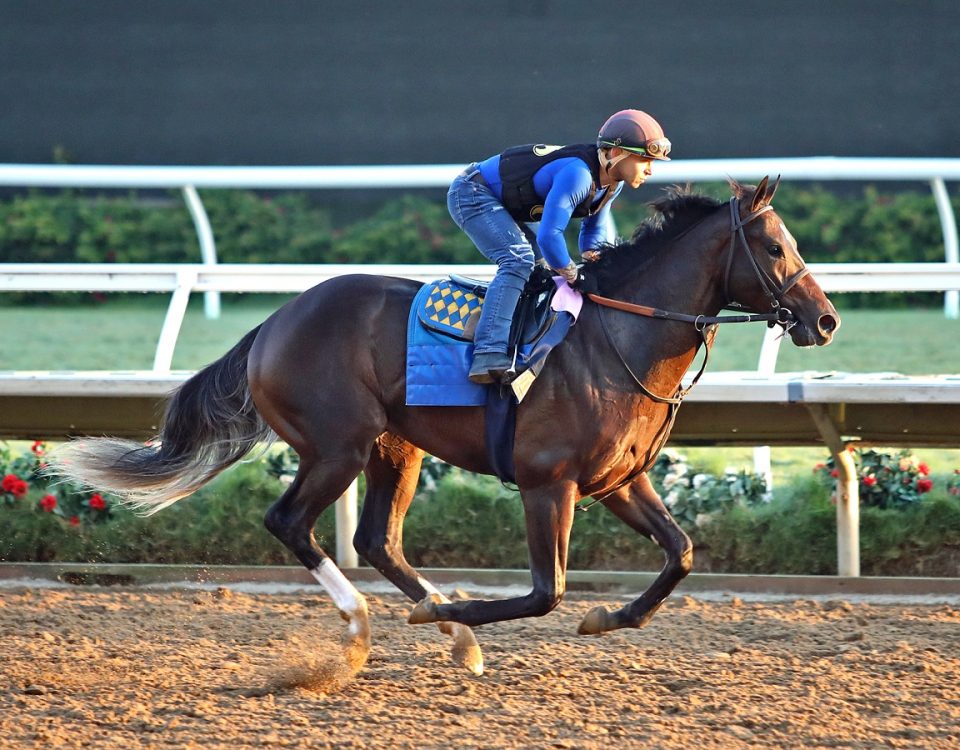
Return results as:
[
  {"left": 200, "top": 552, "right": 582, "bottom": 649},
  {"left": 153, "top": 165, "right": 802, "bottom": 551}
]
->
[{"left": 419, "top": 280, "right": 483, "bottom": 339}]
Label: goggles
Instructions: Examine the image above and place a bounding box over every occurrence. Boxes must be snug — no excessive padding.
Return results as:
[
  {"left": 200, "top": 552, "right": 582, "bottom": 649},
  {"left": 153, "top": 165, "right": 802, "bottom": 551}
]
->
[{"left": 601, "top": 136, "right": 672, "bottom": 159}]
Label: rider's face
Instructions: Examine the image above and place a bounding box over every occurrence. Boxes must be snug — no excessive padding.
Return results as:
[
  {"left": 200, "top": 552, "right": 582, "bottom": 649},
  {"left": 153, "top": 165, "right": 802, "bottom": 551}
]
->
[{"left": 617, "top": 153, "right": 654, "bottom": 188}]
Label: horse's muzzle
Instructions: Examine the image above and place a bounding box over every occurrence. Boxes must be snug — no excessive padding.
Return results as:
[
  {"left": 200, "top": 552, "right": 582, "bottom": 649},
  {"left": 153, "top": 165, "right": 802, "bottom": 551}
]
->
[{"left": 789, "top": 309, "right": 840, "bottom": 347}]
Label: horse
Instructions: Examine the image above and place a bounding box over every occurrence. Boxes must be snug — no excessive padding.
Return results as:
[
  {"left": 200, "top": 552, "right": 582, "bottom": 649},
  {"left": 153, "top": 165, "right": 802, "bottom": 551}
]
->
[{"left": 51, "top": 177, "right": 839, "bottom": 677}]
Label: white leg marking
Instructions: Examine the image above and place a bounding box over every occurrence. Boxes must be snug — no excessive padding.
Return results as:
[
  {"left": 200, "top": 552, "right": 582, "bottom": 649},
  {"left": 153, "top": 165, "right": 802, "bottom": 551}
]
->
[
  {"left": 311, "top": 559, "right": 368, "bottom": 635},
  {"left": 417, "top": 576, "right": 450, "bottom": 603},
  {"left": 418, "top": 576, "right": 485, "bottom": 675}
]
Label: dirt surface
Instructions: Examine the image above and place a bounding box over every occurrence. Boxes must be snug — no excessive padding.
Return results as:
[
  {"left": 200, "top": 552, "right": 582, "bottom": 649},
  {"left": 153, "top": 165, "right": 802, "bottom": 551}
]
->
[{"left": 2, "top": 585, "right": 959, "bottom": 749}]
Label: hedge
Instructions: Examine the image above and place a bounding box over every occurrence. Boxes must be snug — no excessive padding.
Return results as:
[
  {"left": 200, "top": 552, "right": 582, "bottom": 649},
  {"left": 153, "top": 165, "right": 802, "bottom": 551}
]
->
[
  {"left": 3, "top": 455, "right": 959, "bottom": 577},
  {"left": 1, "top": 184, "right": 957, "bottom": 307}
]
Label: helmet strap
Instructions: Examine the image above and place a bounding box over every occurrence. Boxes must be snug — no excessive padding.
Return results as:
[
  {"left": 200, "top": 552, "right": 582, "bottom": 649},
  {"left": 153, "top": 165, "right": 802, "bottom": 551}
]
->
[{"left": 599, "top": 148, "right": 632, "bottom": 182}]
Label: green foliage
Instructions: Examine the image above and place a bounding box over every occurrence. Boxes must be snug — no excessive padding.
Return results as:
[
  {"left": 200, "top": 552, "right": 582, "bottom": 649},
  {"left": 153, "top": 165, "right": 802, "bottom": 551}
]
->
[
  {"left": 3, "top": 441, "right": 959, "bottom": 576},
  {"left": 814, "top": 448, "right": 935, "bottom": 509},
  {"left": 1, "top": 441, "right": 116, "bottom": 526},
  {"left": 329, "top": 195, "right": 476, "bottom": 264},
  {"left": 2, "top": 185, "right": 957, "bottom": 308},
  {"left": 648, "top": 449, "right": 769, "bottom": 527},
  {"left": 0, "top": 447, "right": 310, "bottom": 565}
]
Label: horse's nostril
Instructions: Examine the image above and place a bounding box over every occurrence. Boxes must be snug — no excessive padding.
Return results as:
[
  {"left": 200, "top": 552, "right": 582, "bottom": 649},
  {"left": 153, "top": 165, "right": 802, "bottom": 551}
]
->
[{"left": 818, "top": 314, "right": 838, "bottom": 335}]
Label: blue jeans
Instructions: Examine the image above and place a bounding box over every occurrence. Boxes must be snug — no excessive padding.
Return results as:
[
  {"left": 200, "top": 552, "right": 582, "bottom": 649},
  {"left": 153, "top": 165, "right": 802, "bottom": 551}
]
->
[{"left": 447, "top": 166, "right": 535, "bottom": 355}]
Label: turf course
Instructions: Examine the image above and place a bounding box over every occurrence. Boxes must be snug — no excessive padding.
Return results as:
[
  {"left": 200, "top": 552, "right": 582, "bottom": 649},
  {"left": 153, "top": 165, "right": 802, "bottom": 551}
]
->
[{"left": 1, "top": 295, "right": 957, "bottom": 477}]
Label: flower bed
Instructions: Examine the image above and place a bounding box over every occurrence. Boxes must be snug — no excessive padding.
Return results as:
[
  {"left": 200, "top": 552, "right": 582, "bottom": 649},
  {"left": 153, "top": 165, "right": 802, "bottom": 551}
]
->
[{"left": 2, "top": 441, "right": 958, "bottom": 575}]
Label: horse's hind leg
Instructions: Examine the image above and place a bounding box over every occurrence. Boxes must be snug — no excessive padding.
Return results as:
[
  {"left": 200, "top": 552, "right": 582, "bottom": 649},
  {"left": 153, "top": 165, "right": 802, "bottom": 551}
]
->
[
  {"left": 578, "top": 473, "right": 693, "bottom": 635},
  {"left": 408, "top": 481, "right": 578, "bottom": 627},
  {"left": 353, "top": 433, "right": 484, "bottom": 675},
  {"left": 263, "top": 449, "right": 373, "bottom": 666}
]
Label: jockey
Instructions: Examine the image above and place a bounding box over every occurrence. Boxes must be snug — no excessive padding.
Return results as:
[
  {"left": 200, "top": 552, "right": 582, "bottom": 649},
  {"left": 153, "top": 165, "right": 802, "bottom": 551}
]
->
[{"left": 447, "top": 109, "right": 672, "bottom": 384}]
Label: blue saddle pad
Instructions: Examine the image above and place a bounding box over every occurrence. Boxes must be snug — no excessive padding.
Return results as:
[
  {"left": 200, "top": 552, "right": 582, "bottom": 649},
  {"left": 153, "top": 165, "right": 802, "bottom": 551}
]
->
[
  {"left": 406, "top": 280, "right": 498, "bottom": 406},
  {"left": 405, "top": 277, "right": 574, "bottom": 408}
]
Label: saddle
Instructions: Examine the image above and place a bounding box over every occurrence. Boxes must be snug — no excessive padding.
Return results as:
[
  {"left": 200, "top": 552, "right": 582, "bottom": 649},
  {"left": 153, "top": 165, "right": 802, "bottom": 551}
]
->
[
  {"left": 406, "top": 266, "right": 580, "bottom": 485},
  {"left": 416, "top": 265, "right": 560, "bottom": 350}
]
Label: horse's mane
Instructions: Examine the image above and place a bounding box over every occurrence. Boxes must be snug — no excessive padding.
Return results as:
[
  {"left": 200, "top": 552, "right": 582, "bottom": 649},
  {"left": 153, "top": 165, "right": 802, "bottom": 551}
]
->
[{"left": 583, "top": 182, "right": 755, "bottom": 291}]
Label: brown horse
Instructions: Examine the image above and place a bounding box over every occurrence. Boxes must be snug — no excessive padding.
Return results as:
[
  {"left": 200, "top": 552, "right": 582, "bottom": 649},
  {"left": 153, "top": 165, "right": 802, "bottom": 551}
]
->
[{"left": 52, "top": 178, "right": 839, "bottom": 676}]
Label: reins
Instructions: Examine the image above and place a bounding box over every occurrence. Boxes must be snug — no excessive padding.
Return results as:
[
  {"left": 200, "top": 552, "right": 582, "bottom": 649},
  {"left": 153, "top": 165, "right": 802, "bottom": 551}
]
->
[
  {"left": 586, "top": 196, "right": 807, "bottom": 403},
  {"left": 576, "top": 196, "right": 805, "bottom": 510}
]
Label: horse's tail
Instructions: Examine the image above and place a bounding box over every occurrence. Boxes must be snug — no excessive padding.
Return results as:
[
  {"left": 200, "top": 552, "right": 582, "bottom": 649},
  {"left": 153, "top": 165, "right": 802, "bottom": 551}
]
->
[{"left": 50, "top": 325, "right": 275, "bottom": 515}]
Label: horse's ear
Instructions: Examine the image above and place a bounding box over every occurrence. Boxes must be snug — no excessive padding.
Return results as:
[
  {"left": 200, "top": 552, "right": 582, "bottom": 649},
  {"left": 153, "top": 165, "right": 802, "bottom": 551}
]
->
[
  {"left": 728, "top": 177, "right": 746, "bottom": 200},
  {"left": 750, "top": 176, "right": 771, "bottom": 212},
  {"left": 766, "top": 174, "right": 782, "bottom": 204}
]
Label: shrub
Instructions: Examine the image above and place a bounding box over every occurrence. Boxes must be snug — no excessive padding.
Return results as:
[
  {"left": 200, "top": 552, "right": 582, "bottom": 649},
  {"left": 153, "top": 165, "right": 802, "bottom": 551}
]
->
[
  {"left": 3, "top": 440, "right": 959, "bottom": 576},
  {"left": 2, "top": 185, "right": 957, "bottom": 308},
  {"left": 814, "top": 448, "right": 936, "bottom": 509}
]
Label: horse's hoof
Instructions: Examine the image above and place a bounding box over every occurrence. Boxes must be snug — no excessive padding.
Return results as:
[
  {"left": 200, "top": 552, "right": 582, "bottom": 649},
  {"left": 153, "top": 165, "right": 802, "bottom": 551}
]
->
[
  {"left": 453, "top": 643, "right": 484, "bottom": 676},
  {"left": 408, "top": 594, "right": 440, "bottom": 624},
  {"left": 578, "top": 605, "right": 610, "bottom": 635}
]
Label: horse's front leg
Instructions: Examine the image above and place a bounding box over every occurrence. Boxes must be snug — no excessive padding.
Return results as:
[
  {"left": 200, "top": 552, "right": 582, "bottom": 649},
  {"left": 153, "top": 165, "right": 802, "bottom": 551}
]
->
[
  {"left": 578, "top": 473, "right": 693, "bottom": 635},
  {"left": 409, "top": 480, "right": 577, "bottom": 626}
]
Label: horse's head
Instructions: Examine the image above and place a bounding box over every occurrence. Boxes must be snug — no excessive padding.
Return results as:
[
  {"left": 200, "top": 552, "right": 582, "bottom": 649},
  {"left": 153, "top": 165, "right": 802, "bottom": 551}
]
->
[{"left": 723, "top": 177, "right": 839, "bottom": 347}]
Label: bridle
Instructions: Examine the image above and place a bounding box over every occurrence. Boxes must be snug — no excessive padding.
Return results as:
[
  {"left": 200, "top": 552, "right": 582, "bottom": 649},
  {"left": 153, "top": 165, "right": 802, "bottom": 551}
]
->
[
  {"left": 589, "top": 197, "right": 809, "bottom": 333},
  {"left": 587, "top": 196, "right": 813, "bottom": 402},
  {"left": 576, "top": 197, "right": 811, "bottom": 506},
  {"left": 723, "top": 197, "right": 810, "bottom": 321}
]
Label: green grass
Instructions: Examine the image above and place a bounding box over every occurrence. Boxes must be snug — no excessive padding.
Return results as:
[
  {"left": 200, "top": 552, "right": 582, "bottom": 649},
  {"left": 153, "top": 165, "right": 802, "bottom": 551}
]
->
[
  {"left": 1, "top": 296, "right": 958, "bottom": 477},
  {"left": 3, "top": 295, "right": 959, "bottom": 373}
]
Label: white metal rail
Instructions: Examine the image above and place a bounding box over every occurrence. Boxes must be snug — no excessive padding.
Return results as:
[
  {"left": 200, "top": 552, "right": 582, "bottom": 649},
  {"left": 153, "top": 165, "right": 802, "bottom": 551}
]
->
[
  {"left": 2, "top": 262, "right": 959, "bottom": 372},
  {"left": 0, "top": 157, "right": 958, "bottom": 318}
]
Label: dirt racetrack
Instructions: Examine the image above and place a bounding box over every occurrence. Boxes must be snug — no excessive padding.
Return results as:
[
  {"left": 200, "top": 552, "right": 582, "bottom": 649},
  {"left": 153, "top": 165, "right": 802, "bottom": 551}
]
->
[{"left": 2, "top": 584, "right": 959, "bottom": 749}]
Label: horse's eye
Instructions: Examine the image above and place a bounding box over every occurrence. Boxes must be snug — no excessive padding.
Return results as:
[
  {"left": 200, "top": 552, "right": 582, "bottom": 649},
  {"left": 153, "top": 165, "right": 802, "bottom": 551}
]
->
[{"left": 768, "top": 244, "right": 784, "bottom": 258}]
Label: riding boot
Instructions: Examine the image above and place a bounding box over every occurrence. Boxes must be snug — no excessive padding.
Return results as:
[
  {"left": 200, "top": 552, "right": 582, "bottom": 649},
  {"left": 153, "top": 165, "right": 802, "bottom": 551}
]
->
[{"left": 469, "top": 273, "right": 526, "bottom": 384}]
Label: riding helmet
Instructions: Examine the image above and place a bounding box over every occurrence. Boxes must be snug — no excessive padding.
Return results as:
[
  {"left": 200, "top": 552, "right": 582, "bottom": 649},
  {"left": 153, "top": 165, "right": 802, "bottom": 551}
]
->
[{"left": 597, "top": 110, "right": 671, "bottom": 161}]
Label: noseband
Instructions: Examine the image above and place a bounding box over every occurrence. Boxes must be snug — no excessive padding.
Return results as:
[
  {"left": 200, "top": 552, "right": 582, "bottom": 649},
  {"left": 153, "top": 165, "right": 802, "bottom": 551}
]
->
[{"left": 723, "top": 198, "right": 810, "bottom": 323}]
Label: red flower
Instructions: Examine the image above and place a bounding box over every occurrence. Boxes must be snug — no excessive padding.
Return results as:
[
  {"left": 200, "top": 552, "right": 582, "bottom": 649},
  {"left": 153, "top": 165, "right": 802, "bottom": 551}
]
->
[
  {"left": 69, "top": 516, "right": 80, "bottom": 526},
  {"left": 917, "top": 478, "right": 934, "bottom": 494},
  {"left": 3, "top": 474, "right": 27, "bottom": 497},
  {"left": 918, "top": 463, "right": 930, "bottom": 476},
  {"left": 88, "top": 493, "right": 106, "bottom": 511},
  {"left": 830, "top": 469, "right": 839, "bottom": 478},
  {"left": 862, "top": 475, "right": 877, "bottom": 486},
  {"left": 40, "top": 494, "right": 57, "bottom": 512},
  {"left": 813, "top": 463, "right": 826, "bottom": 473},
  {"left": 31, "top": 440, "right": 46, "bottom": 456}
]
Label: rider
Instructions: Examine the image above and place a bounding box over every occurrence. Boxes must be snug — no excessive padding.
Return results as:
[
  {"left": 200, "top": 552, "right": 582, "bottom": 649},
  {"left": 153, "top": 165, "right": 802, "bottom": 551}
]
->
[{"left": 447, "top": 109, "right": 672, "bottom": 384}]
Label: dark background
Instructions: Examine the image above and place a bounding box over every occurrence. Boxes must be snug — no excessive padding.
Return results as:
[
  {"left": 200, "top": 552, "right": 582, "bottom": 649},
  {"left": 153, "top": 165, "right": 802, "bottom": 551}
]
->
[{"left": 1, "top": 1, "right": 957, "bottom": 166}]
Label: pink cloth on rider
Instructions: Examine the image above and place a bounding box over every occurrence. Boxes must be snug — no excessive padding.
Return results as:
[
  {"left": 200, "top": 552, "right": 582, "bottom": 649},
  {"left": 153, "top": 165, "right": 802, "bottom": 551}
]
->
[{"left": 550, "top": 277, "right": 583, "bottom": 321}]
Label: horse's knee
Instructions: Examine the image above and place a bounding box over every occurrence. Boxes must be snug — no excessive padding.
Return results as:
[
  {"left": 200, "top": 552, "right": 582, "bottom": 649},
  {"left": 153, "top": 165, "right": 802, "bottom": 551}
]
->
[
  {"left": 528, "top": 588, "right": 564, "bottom": 617},
  {"left": 669, "top": 535, "right": 694, "bottom": 578},
  {"left": 353, "top": 528, "right": 400, "bottom": 571}
]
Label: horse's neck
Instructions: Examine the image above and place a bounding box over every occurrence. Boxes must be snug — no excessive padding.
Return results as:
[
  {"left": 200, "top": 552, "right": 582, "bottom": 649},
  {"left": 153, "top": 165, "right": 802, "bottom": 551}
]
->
[
  {"left": 627, "top": 212, "right": 730, "bottom": 317},
  {"left": 592, "top": 212, "right": 730, "bottom": 393}
]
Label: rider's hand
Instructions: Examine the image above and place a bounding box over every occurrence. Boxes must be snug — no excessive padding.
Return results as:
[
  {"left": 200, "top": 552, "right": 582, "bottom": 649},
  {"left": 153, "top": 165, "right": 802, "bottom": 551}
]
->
[{"left": 554, "top": 262, "right": 579, "bottom": 285}]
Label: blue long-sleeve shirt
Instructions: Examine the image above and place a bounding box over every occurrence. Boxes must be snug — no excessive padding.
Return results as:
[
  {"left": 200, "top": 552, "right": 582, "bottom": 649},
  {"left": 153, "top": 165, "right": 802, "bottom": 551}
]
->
[{"left": 477, "top": 154, "right": 622, "bottom": 269}]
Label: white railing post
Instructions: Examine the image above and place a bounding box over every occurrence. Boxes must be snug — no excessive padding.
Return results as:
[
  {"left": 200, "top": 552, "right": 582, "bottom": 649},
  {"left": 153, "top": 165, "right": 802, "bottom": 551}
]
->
[
  {"left": 181, "top": 185, "right": 221, "bottom": 320},
  {"left": 751, "top": 325, "right": 786, "bottom": 491},
  {"left": 152, "top": 269, "right": 197, "bottom": 372},
  {"left": 335, "top": 479, "right": 359, "bottom": 568},
  {"left": 806, "top": 404, "right": 860, "bottom": 577},
  {"left": 930, "top": 177, "right": 959, "bottom": 319}
]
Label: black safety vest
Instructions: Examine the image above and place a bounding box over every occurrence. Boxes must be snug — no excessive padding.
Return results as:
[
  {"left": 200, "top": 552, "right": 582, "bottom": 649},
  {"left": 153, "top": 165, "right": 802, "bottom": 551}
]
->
[{"left": 498, "top": 143, "right": 602, "bottom": 223}]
